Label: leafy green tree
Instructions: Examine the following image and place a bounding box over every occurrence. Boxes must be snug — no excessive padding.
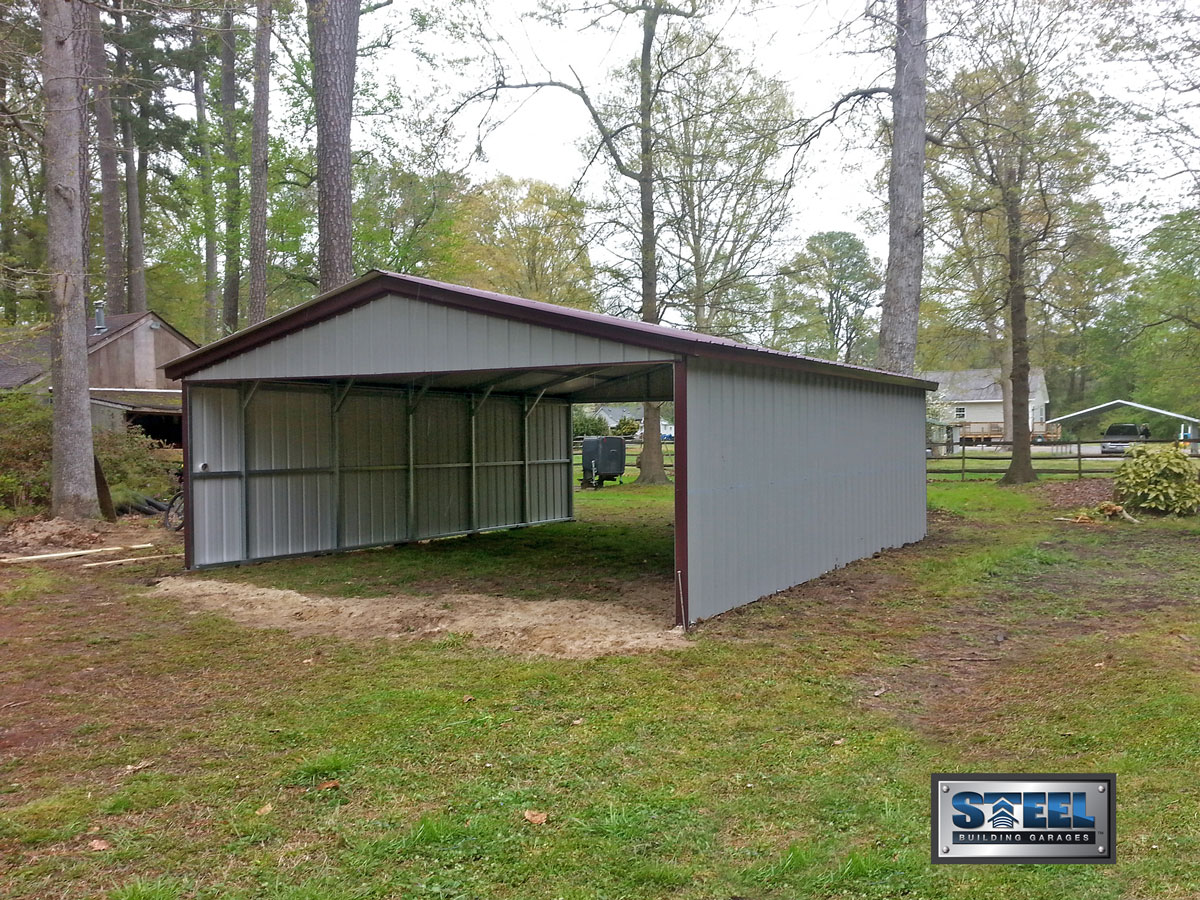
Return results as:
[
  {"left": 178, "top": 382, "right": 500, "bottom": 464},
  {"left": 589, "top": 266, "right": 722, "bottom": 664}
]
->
[
  {"left": 453, "top": 177, "right": 598, "bottom": 309},
  {"left": 775, "top": 231, "right": 882, "bottom": 364},
  {"left": 654, "top": 35, "right": 797, "bottom": 336},
  {"left": 925, "top": 0, "right": 1114, "bottom": 482},
  {"left": 571, "top": 408, "right": 610, "bottom": 438}
]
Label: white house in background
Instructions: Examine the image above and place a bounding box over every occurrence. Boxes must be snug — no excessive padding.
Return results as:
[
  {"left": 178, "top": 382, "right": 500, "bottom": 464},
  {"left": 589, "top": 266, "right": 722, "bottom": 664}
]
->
[
  {"left": 593, "top": 403, "right": 675, "bottom": 438},
  {"left": 921, "top": 367, "right": 1056, "bottom": 443}
]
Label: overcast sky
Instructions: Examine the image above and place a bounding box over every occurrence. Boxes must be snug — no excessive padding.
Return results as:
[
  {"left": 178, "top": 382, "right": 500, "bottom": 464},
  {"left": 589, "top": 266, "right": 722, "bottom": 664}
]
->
[
  {"left": 353, "top": 1, "right": 1193, "bottom": 264},
  {"left": 449, "top": 1, "right": 892, "bottom": 259}
]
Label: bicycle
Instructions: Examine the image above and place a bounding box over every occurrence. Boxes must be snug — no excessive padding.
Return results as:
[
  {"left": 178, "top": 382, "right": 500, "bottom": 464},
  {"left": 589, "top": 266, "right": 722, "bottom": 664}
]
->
[
  {"left": 163, "top": 490, "right": 185, "bottom": 531},
  {"left": 163, "top": 466, "right": 185, "bottom": 531}
]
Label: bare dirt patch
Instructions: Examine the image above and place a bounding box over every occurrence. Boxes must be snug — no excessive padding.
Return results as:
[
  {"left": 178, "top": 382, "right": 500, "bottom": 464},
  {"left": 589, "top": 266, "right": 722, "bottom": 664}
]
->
[
  {"left": 151, "top": 576, "right": 686, "bottom": 659},
  {"left": 0, "top": 515, "right": 172, "bottom": 559}
]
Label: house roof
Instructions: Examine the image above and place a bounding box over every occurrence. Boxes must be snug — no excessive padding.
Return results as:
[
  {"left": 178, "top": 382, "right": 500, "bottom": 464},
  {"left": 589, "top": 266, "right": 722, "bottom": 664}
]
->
[
  {"left": 594, "top": 404, "right": 674, "bottom": 426},
  {"left": 1046, "top": 399, "right": 1199, "bottom": 425},
  {"left": 165, "top": 270, "right": 937, "bottom": 391},
  {"left": 922, "top": 367, "right": 1047, "bottom": 403},
  {"left": 0, "top": 312, "right": 198, "bottom": 389},
  {"left": 89, "top": 389, "right": 183, "bottom": 413}
]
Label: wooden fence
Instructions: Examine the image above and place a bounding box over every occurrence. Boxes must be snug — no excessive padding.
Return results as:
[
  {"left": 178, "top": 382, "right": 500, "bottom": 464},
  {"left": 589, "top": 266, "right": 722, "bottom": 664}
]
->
[{"left": 927, "top": 438, "right": 1199, "bottom": 481}]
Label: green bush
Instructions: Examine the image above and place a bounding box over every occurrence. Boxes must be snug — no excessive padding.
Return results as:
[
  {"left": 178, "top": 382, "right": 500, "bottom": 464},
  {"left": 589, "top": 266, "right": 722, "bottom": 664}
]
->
[
  {"left": 1114, "top": 444, "right": 1200, "bottom": 515},
  {"left": 0, "top": 390, "right": 52, "bottom": 509},
  {"left": 612, "top": 416, "right": 639, "bottom": 436},
  {"left": 93, "top": 426, "right": 176, "bottom": 500},
  {"left": 0, "top": 390, "right": 176, "bottom": 511},
  {"left": 572, "top": 409, "right": 610, "bottom": 438}
]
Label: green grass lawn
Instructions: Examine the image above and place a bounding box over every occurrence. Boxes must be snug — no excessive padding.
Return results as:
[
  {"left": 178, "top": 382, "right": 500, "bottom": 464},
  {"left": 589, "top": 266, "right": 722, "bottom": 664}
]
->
[{"left": 2, "top": 481, "right": 1199, "bottom": 899}]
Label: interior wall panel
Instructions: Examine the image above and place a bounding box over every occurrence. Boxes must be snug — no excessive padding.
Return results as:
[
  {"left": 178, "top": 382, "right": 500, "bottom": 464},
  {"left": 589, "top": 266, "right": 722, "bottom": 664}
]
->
[{"left": 189, "top": 382, "right": 572, "bottom": 567}]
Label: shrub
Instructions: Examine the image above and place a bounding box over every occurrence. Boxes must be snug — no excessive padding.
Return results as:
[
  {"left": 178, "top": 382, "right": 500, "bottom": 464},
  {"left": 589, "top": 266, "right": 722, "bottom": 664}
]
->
[
  {"left": 0, "top": 390, "right": 176, "bottom": 511},
  {"left": 1114, "top": 443, "right": 1200, "bottom": 515},
  {"left": 0, "top": 390, "right": 52, "bottom": 509},
  {"left": 572, "top": 409, "right": 610, "bottom": 438},
  {"left": 93, "top": 426, "right": 176, "bottom": 501},
  {"left": 612, "top": 416, "right": 639, "bottom": 436}
]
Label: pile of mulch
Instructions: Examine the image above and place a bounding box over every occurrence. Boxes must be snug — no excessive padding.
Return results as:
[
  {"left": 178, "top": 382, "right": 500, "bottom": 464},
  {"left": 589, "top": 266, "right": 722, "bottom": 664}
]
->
[
  {"left": 1038, "top": 478, "right": 1116, "bottom": 510},
  {"left": 0, "top": 517, "right": 105, "bottom": 555}
]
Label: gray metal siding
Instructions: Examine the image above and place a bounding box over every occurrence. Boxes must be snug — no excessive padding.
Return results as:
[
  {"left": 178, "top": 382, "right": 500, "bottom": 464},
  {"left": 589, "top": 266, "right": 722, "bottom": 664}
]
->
[
  {"left": 527, "top": 402, "right": 571, "bottom": 522},
  {"left": 339, "top": 390, "right": 409, "bottom": 546},
  {"left": 189, "top": 293, "right": 671, "bottom": 381},
  {"left": 189, "top": 386, "right": 245, "bottom": 566},
  {"left": 187, "top": 383, "right": 571, "bottom": 565},
  {"left": 684, "top": 358, "right": 927, "bottom": 621}
]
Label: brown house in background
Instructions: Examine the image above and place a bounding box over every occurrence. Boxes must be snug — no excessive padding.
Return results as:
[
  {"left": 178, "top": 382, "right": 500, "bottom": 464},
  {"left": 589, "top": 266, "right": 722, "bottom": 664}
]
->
[{"left": 0, "top": 309, "right": 199, "bottom": 445}]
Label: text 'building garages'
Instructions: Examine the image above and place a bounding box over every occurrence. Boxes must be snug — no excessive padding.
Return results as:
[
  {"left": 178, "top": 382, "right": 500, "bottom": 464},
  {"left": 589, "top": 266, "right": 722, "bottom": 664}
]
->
[{"left": 164, "top": 271, "right": 935, "bottom": 625}]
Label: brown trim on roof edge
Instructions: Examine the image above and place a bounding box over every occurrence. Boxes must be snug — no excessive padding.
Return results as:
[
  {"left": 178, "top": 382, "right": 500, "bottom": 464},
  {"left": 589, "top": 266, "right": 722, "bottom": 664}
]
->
[{"left": 165, "top": 271, "right": 936, "bottom": 392}]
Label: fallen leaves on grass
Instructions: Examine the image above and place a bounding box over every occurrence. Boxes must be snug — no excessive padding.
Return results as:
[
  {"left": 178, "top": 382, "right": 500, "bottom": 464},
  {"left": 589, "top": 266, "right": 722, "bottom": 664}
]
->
[
  {"left": 255, "top": 803, "right": 273, "bottom": 816},
  {"left": 87, "top": 839, "right": 111, "bottom": 852},
  {"left": 316, "top": 779, "right": 340, "bottom": 791},
  {"left": 522, "top": 810, "right": 548, "bottom": 825},
  {"left": 1039, "top": 479, "right": 1115, "bottom": 510}
]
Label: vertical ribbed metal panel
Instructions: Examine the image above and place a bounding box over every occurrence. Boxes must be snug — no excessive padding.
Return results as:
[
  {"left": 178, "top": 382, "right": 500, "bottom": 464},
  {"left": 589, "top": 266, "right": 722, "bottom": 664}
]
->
[
  {"left": 192, "top": 477, "right": 243, "bottom": 566},
  {"left": 188, "top": 383, "right": 574, "bottom": 567},
  {"left": 527, "top": 401, "right": 570, "bottom": 523},
  {"left": 189, "top": 386, "right": 242, "bottom": 473},
  {"left": 189, "top": 386, "right": 244, "bottom": 566},
  {"left": 339, "top": 390, "right": 409, "bottom": 546},
  {"left": 412, "top": 396, "right": 471, "bottom": 536},
  {"left": 245, "top": 386, "right": 335, "bottom": 559},
  {"left": 475, "top": 397, "right": 523, "bottom": 530},
  {"left": 684, "top": 359, "right": 927, "bottom": 621}
]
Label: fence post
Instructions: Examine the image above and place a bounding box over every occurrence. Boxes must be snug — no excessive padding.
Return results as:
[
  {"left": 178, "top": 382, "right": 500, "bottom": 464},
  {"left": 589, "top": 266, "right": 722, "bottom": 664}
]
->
[
  {"left": 961, "top": 442, "right": 967, "bottom": 482},
  {"left": 1077, "top": 438, "right": 1083, "bottom": 480}
]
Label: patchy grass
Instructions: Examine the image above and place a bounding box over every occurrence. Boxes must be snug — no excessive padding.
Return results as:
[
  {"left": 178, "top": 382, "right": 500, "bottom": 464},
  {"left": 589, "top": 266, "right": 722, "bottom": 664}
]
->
[
  {"left": 216, "top": 485, "right": 675, "bottom": 601},
  {"left": 1, "top": 481, "right": 1199, "bottom": 898}
]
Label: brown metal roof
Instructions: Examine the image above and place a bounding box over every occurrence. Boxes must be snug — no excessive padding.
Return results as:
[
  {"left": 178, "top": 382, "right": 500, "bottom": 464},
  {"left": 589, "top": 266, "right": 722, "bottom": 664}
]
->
[{"left": 164, "top": 270, "right": 936, "bottom": 391}]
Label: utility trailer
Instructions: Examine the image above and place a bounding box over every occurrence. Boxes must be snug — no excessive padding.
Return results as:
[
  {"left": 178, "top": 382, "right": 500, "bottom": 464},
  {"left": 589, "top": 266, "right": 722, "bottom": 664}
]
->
[{"left": 580, "top": 436, "right": 626, "bottom": 489}]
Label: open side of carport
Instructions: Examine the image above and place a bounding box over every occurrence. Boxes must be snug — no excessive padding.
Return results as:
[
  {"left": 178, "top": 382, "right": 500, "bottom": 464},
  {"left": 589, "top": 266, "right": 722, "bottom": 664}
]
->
[{"left": 165, "top": 271, "right": 934, "bottom": 625}]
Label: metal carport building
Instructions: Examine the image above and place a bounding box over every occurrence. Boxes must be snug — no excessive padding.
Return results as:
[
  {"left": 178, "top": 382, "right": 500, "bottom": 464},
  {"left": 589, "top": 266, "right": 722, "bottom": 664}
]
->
[{"left": 164, "top": 271, "right": 935, "bottom": 625}]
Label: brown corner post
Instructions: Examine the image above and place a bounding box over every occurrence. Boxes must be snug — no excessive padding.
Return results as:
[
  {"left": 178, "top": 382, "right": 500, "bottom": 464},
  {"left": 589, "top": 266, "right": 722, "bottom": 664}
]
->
[
  {"left": 182, "top": 380, "right": 194, "bottom": 569},
  {"left": 672, "top": 358, "right": 689, "bottom": 629}
]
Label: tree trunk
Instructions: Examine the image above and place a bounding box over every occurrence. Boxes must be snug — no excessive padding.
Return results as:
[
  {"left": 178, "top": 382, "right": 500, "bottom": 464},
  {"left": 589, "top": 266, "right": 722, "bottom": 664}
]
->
[
  {"left": 999, "top": 184, "right": 1036, "bottom": 485},
  {"left": 87, "top": 5, "right": 126, "bottom": 314},
  {"left": 40, "top": 0, "right": 100, "bottom": 520},
  {"left": 877, "top": 0, "right": 927, "bottom": 376},
  {"left": 999, "top": 338, "right": 1013, "bottom": 442},
  {"left": 191, "top": 16, "right": 220, "bottom": 340},
  {"left": 0, "top": 66, "right": 16, "bottom": 324},
  {"left": 635, "top": 6, "right": 669, "bottom": 485},
  {"left": 220, "top": 5, "right": 242, "bottom": 333},
  {"left": 113, "top": 11, "right": 147, "bottom": 313},
  {"left": 78, "top": 12, "right": 92, "bottom": 303},
  {"left": 247, "top": 0, "right": 271, "bottom": 324},
  {"left": 308, "top": 0, "right": 358, "bottom": 292}
]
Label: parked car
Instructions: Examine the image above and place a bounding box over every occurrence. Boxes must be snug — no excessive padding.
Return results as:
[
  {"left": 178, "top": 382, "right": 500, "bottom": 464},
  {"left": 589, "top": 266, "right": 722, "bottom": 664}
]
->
[{"left": 1100, "top": 423, "right": 1148, "bottom": 455}]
